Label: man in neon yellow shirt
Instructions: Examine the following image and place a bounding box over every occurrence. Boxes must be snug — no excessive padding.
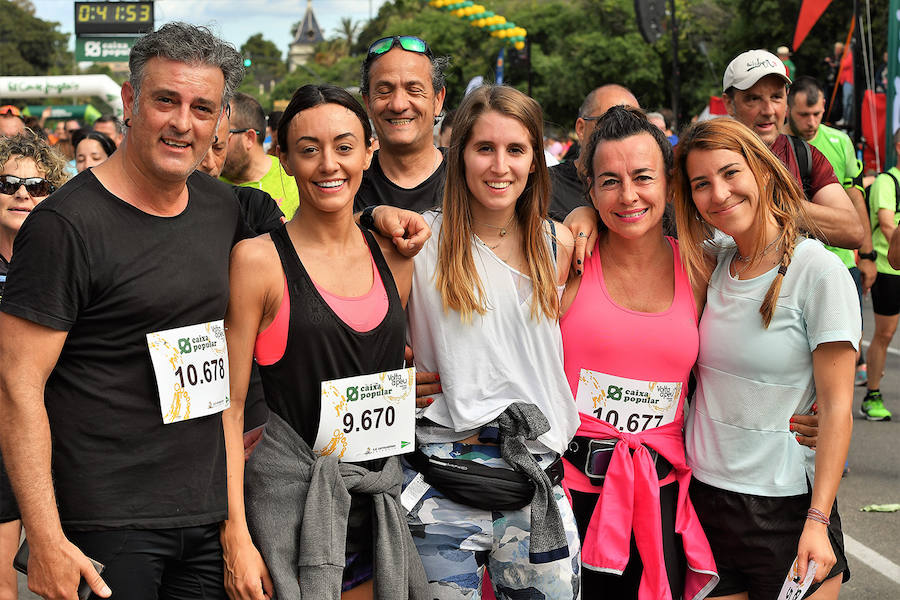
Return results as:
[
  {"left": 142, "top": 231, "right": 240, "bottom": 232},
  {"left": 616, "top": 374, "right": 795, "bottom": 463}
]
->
[
  {"left": 220, "top": 92, "right": 299, "bottom": 220},
  {"left": 787, "top": 76, "right": 877, "bottom": 400},
  {"left": 861, "top": 129, "right": 900, "bottom": 421}
]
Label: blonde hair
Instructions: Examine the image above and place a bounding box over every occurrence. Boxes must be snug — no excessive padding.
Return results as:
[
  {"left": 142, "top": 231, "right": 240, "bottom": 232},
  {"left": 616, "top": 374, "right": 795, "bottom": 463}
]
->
[
  {"left": 435, "top": 85, "right": 558, "bottom": 322},
  {"left": 673, "top": 118, "right": 813, "bottom": 328}
]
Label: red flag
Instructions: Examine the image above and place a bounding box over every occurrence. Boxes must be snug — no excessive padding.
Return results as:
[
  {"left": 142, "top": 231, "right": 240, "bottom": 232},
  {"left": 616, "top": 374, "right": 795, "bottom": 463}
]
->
[{"left": 793, "top": 0, "right": 834, "bottom": 50}]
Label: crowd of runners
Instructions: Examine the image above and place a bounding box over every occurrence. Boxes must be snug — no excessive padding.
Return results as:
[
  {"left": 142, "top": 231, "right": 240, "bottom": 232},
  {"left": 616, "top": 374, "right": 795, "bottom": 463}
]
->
[{"left": 0, "top": 20, "right": 892, "bottom": 600}]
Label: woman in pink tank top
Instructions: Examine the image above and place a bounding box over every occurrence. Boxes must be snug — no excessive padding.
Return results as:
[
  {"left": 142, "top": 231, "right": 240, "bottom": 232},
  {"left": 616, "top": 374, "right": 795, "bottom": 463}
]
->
[{"left": 558, "top": 107, "right": 718, "bottom": 600}]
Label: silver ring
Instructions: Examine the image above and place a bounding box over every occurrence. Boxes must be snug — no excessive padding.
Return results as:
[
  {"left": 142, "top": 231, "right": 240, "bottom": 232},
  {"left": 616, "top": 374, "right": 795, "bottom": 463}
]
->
[{"left": 578, "top": 232, "right": 586, "bottom": 238}]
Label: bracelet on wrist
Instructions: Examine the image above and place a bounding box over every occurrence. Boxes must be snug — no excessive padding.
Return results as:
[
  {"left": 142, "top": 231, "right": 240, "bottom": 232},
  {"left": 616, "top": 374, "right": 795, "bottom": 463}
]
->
[{"left": 806, "top": 507, "right": 830, "bottom": 526}]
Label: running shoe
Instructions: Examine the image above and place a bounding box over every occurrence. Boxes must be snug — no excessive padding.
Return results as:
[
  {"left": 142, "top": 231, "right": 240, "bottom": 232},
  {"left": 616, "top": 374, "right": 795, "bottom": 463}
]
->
[
  {"left": 855, "top": 364, "right": 867, "bottom": 386},
  {"left": 860, "top": 390, "right": 892, "bottom": 421}
]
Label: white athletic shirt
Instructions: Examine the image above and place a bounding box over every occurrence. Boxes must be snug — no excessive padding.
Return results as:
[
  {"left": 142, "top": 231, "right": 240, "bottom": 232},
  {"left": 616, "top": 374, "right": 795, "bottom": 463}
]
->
[
  {"left": 686, "top": 238, "right": 861, "bottom": 496},
  {"left": 407, "top": 212, "right": 580, "bottom": 455}
]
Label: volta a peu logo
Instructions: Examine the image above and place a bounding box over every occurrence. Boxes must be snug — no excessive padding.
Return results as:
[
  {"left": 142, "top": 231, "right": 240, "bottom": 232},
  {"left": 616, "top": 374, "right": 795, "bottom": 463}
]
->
[
  {"left": 178, "top": 338, "right": 192, "bottom": 354},
  {"left": 346, "top": 386, "right": 359, "bottom": 401}
]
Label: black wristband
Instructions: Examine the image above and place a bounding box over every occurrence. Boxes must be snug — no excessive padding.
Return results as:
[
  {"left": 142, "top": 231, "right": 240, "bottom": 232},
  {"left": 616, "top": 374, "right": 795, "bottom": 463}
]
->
[
  {"left": 360, "top": 205, "right": 378, "bottom": 231},
  {"left": 859, "top": 250, "right": 877, "bottom": 261}
]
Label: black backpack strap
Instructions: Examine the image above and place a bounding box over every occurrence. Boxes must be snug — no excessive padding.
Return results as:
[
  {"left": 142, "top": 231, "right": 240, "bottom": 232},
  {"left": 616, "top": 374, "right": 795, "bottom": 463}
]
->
[
  {"left": 867, "top": 171, "right": 900, "bottom": 231},
  {"left": 885, "top": 171, "right": 900, "bottom": 213},
  {"left": 546, "top": 218, "right": 557, "bottom": 264},
  {"left": 789, "top": 135, "right": 814, "bottom": 200}
]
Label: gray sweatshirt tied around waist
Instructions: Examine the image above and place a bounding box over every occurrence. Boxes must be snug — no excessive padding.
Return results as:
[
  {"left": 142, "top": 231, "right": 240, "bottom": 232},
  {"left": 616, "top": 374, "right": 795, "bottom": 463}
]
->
[{"left": 243, "top": 411, "right": 429, "bottom": 599}]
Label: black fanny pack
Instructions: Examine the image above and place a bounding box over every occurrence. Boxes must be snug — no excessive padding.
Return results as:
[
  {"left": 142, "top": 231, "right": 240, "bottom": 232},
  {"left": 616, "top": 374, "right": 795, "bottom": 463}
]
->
[
  {"left": 564, "top": 436, "right": 672, "bottom": 486},
  {"left": 405, "top": 450, "right": 564, "bottom": 511}
]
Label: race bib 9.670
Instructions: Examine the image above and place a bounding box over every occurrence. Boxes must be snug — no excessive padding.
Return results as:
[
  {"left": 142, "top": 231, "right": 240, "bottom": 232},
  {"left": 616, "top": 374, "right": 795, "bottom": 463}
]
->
[{"left": 314, "top": 367, "right": 416, "bottom": 463}]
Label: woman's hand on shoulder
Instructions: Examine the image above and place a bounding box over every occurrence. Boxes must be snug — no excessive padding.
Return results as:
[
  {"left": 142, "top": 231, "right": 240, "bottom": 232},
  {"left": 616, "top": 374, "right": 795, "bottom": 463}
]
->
[
  {"left": 550, "top": 220, "right": 576, "bottom": 286},
  {"left": 563, "top": 206, "right": 598, "bottom": 272}
]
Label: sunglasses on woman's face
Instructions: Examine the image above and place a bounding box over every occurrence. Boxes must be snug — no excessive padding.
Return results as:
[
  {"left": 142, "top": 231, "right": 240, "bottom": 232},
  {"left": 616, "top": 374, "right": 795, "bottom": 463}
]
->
[{"left": 0, "top": 174, "right": 56, "bottom": 197}]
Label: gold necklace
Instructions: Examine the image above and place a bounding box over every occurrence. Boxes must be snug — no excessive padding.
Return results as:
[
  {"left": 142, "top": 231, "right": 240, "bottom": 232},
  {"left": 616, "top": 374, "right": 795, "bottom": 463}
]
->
[{"left": 475, "top": 212, "right": 516, "bottom": 238}]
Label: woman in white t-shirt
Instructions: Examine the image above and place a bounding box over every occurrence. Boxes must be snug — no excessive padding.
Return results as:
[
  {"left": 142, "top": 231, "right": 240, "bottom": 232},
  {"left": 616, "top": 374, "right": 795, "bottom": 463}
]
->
[
  {"left": 403, "top": 84, "right": 581, "bottom": 599},
  {"left": 673, "top": 117, "right": 858, "bottom": 600}
]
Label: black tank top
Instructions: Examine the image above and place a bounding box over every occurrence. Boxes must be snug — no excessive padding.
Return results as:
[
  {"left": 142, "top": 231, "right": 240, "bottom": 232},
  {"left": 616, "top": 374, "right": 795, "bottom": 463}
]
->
[{"left": 259, "top": 224, "right": 407, "bottom": 447}]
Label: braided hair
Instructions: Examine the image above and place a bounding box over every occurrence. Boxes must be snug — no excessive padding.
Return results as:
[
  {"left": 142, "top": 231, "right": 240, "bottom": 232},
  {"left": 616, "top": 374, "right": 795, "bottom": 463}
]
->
[{"left": 672, "top": 118, "right": 815, "bottom": 328}]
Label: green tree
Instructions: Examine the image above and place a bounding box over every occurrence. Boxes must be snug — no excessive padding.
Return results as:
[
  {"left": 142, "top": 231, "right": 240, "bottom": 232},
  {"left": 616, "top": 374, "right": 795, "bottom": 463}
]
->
[
  {"left": 273, "top": 55, "right": 361, "bottom": 101},
  {"left": 0, "top": 0, "right": 72, "bottom": 77},
  {"left": 308, "top": 0, "right": 893, "bottom": 130},
  {"left": 240, "top": 33, "right": 288, "bottom": 90}
]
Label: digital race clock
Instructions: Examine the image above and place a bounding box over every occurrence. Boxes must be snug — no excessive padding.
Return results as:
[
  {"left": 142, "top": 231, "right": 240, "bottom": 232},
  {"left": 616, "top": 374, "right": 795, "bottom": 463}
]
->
[{"left": 74, "top": 2, "right": 154, "bottom": 35}]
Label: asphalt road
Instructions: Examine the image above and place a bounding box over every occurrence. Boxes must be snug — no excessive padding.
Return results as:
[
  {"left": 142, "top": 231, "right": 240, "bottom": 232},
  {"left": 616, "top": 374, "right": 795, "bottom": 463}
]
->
[
  {"left": 15, "top": 299, "right": 900, "bottom": 599},
  {"left": 832, "top": 294, "right": 900, "bottom": 600}
]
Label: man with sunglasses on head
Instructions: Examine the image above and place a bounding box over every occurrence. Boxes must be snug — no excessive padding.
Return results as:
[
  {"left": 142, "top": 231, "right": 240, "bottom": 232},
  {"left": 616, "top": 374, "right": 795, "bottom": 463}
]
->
[
  {"left": 0, "top": 23, "right": 249, "bottom": 600},
  {"left": 221, "top": 92, "right": 300, "bottom": 220},
  {"left": 0, "top": 106, "right": 26, "bottom": 138},
  {"left": 355, "top": 35, "right": 450, "bottom": 214}
]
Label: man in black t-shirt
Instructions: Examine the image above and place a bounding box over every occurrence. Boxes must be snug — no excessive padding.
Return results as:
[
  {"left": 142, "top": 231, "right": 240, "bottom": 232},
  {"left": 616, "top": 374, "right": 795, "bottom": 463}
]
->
[
  {"left": 0, "top": 23, "right": 246, "bottom": 600},
  {"left": 354, "top": 36, "right": 449, "bottom": 213},
  {"left": 549, "top": 85, "right": 640, "bottom": 222}
]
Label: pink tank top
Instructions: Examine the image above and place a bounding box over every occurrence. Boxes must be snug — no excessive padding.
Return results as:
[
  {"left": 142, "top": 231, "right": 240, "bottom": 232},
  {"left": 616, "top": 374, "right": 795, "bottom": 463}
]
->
[
  {"left": 560, "top": 236, "right": 698, "bottom": 419},
  {"left": 254, "top": 244, "right": 389, "bottom": 366},
  {"left": 559, "top": 238, "right": 718, "bottom": 600}
]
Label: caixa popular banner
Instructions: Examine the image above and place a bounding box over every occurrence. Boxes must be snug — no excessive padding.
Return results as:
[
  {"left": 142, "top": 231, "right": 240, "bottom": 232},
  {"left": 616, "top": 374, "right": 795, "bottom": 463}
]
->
[{"left": 76, "top": 37, "right": 135, "bottom": 62}]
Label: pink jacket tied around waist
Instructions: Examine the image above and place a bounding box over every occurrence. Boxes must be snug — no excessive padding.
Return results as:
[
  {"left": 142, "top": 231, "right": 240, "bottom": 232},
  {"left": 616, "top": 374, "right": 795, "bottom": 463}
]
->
[{"left": 563, "top": 414, "right": 719, "bottom": 600}]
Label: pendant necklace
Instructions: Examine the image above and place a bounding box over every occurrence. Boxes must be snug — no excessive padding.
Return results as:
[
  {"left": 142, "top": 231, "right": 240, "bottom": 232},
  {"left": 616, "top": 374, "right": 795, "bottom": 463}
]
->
[
  {"left": 475, "top": 212, "right": 516, "bottom": 238},
  {"left": 733, "top": 237, "right": 780, "bottom": 277}
]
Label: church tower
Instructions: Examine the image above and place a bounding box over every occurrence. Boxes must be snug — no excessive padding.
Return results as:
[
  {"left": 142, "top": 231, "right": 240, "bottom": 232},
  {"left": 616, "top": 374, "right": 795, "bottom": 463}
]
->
[{"left": 288, "top": 0, "right": 325, "bottom": 71}]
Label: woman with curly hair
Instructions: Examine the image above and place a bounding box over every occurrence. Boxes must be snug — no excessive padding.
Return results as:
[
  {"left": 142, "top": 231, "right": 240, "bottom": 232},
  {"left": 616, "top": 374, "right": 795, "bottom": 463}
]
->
[{"left": 0, "top": 127, "right": 68, "bottom": 600}]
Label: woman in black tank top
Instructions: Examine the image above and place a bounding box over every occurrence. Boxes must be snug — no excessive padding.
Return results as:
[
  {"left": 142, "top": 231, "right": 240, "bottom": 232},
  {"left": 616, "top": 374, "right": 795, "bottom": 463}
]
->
[{"left": 220, "top": 85, "right": 424, "bottom": 600}]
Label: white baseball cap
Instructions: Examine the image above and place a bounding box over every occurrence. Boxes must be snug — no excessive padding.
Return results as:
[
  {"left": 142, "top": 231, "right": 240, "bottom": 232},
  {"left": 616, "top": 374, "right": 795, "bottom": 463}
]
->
[{"left": 723, "top": 49, "right": 792, "bottom": 92}]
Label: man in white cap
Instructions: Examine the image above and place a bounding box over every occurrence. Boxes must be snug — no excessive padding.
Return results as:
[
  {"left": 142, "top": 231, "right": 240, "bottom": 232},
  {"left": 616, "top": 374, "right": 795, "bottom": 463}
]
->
[{"left": 723, "top": 49, "right": 863, "bottom": 249}]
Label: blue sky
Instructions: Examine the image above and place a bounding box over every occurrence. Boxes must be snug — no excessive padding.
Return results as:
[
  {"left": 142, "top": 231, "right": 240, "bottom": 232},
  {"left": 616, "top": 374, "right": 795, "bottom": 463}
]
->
[{"left": 32, "top": 0, "right": 390, "bottom": 58}]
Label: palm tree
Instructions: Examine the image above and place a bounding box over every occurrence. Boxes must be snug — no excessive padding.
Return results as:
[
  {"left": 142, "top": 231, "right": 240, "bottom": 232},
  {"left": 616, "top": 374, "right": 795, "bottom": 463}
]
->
[{"left": 338, "top": 17, "right": 359, "bottom": 50}]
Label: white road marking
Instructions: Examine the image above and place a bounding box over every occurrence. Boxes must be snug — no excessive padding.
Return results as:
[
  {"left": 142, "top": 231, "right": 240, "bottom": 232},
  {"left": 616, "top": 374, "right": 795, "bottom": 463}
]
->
[{"left": 844, "top": 534, "right": 900, "bottom": 585}]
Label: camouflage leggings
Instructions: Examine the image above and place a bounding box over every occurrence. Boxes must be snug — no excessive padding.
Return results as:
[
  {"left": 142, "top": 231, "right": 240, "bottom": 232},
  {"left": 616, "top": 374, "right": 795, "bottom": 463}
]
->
[{"left": 402, "top": 442, "right": 581, "bottom": 600}]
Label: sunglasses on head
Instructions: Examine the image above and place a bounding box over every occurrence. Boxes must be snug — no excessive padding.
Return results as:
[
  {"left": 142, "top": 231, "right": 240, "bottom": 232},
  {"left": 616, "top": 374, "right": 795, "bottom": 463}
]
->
[
  {"left": 0, "top": 175, "right": 56, "bottom": 197},
  {"left": 365, "top": 36, "right": 432, "bottom": 61},
  {"left": 229, "top": 127, "right": 262, "bottom": 136}
]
